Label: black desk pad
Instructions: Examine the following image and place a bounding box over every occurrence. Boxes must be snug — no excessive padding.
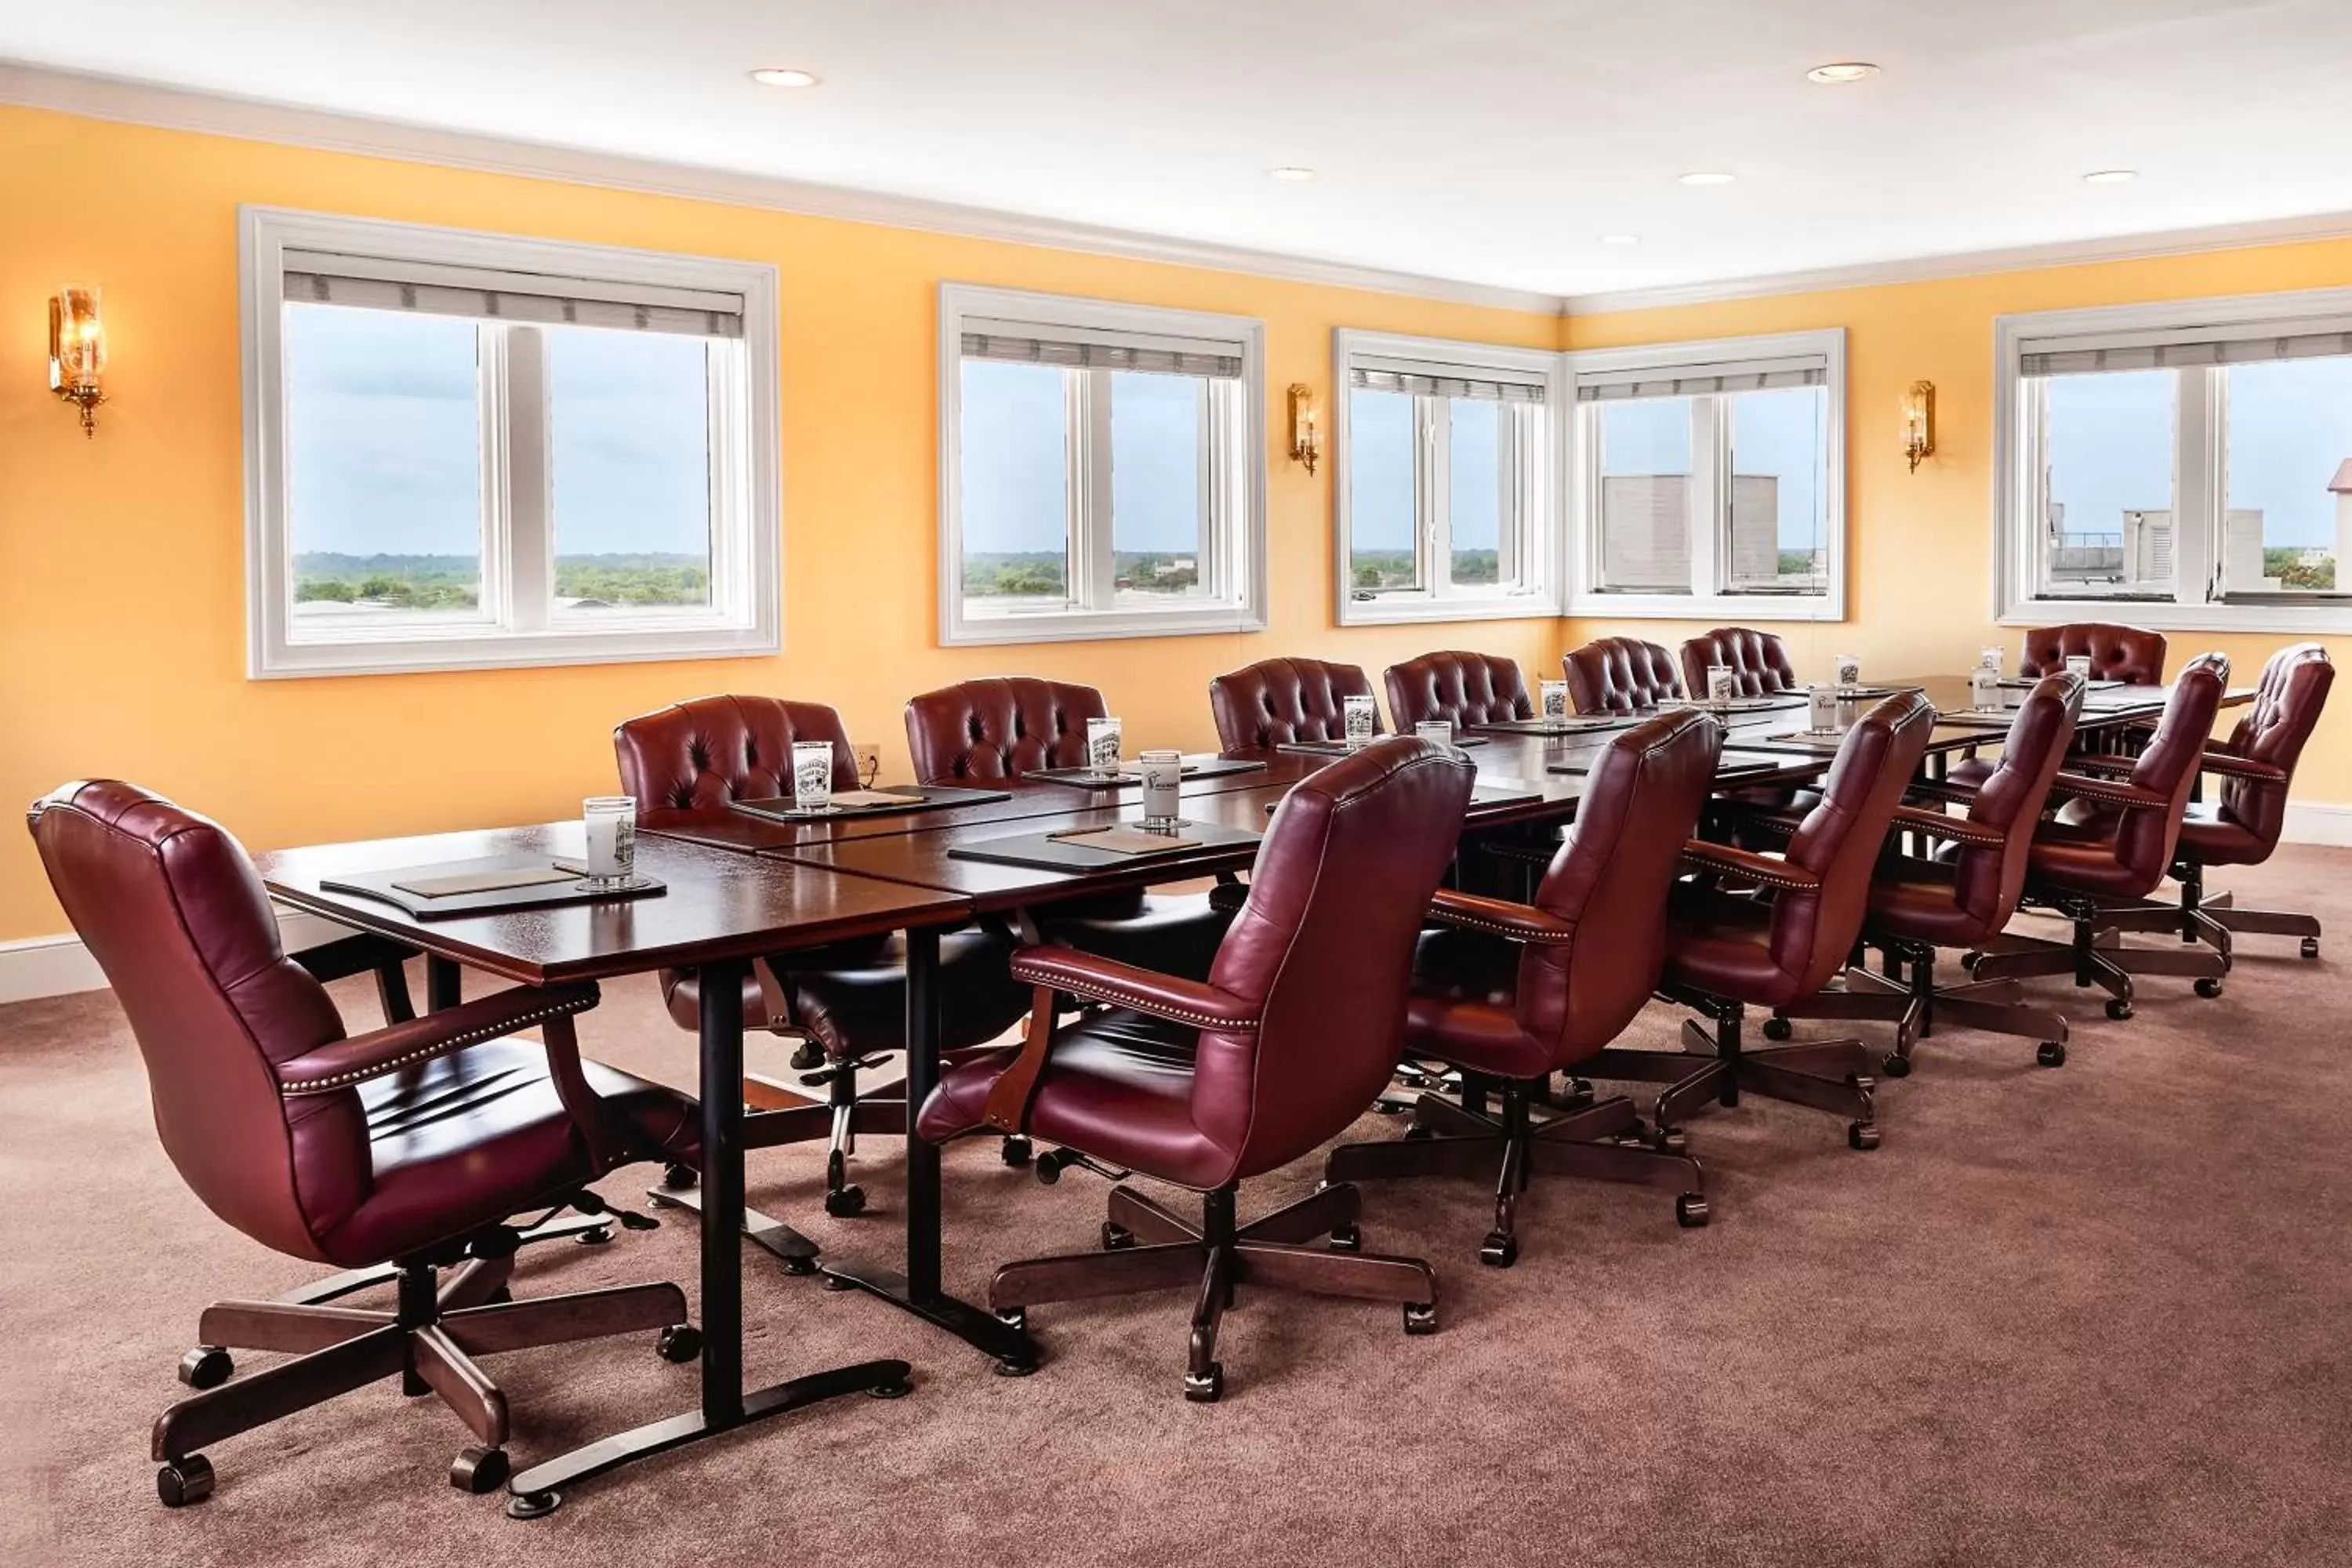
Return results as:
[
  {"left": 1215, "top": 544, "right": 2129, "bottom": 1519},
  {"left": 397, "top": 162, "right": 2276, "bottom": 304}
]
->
[
  {"left": 1023, "top": 755, "right": 1268, "bottom": 789},
  {"left": 1933, "top": 707, "right": 2020, "bottom": 728},
  {"left": 1262, "top": 779, "right": 1544, "bottom": 815},
  {"left": 1734, "top": 730, "right": 1855, "bottom": 755},
  {"left": 320, "top": 852, "right": 666, "bottom": 919},
  {"left": 1276, "top": 735, "right": 1489, "bottom": 753},
  {"left": 728, "top": 784, "right": 1011, "bottom": 822},
  {"left": 1547, "top": 752, "right": 1788, "bottom": 781},
  {"left": 948, "top": 819, "right": 1263, "bottom": 873},
  {"left": 1463, "top": 716, "right": 1636, "bottom": 737}
]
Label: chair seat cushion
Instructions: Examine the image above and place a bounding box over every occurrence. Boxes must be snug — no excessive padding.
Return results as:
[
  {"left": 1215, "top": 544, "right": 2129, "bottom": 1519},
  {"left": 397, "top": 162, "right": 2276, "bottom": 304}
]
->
[
  {"left": 1398, "top": 927, "right": 1553, "bottom": 1078},
  {"left": 321, "top": 1039, "right": 696, "bottom": 1266},
  {"left": 1040, "top": 890, "right": 1232, "bottom": 981},
  {"left": 1867, "top": 862, "right": 1994, "bottom": 949},
  {"left": 1943, "top": 757, "right": 1998, "bottom": 792},
  {"left": 1661, "top": 883, "right": 1802, "bottom": 1007},
  {"left": 2176, "top": 804, "right": 2266, "bottom": 867},
  {"left": 2027, "top": 835, "right": 2160, "bottom": 900},
  {"left": 916, "top": 1007, "right": 1233, "bottom": 1190}
]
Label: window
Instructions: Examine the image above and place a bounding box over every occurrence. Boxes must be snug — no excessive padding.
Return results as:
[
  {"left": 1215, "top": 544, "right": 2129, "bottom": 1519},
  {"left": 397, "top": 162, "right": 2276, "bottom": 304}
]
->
[
  {"left": 1566, "top": 330, "right": 1845, "bottom": 619},
  {"left": 938, "top": 284, "right": 1265, "bottom": 644},
  {"left": 1997, "top": 289, "right": 2352, "bottom": 630},
  {"left": 1334, "top": 331, "right": 1558, "bottom": 625},
  {"left": 243, "top": 207, "right": 779, "bottom": 677}
]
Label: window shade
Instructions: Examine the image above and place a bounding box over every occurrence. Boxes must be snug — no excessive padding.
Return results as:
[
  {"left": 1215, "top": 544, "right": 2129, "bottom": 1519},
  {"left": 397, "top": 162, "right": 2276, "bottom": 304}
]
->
[
  {"left": 281, "top": 250, "right": 746, "bottom": 339},
  {"left": 1348, "top": 357, "right": 1547, "bottom": 405},
  {"left": 2019, "top": 323, "right": 2352, "bottom": 377},
  {"left": 1576, "top": 354, "right": 1827, "bottom": 402},
  {"left": 959, "top": 315, "right": 1244, "bottom": 379}
]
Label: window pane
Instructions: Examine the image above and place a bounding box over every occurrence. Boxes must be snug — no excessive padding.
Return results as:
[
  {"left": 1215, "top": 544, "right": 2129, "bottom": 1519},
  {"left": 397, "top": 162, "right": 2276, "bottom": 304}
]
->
[
  {"left": 285, "top": 304, "right": 484, "bottom": 620},
  {"left": 548, "top": 326, "right": 713, "bottom": 611},
  {"left": 1448, "top": 398, "right": 1503, "bottom": 586},
  {"left": 1348, "top": 388, "right": 1418, "bottom": 592},
  {"left": 1110, "top": 371, "right": 1205, "bottom": 597},
  {"left": 2041, "top": 369, "right": 2176, "bottom": 597},
  {"left": 1597, "top": 397, "right": 1693, "bottom": 592},
  {"left": 2223, "top": 356, "right": 2352, "bottom": 594},
  {"left": 960, "top": 360, "right": 1071, "bottom": 606},
  {"left": 1727, "top": 386, "right": 1827, "bottom": 593}
]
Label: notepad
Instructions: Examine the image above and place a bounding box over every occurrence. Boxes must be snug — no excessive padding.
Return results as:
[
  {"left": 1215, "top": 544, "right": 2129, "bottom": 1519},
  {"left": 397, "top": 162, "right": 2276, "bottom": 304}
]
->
[
  {"left": 390, "top": 866, "right": 579, "bottom": 899},
  {"left": 1043, "top": 826, "right": 1201, "bottom": 855}
]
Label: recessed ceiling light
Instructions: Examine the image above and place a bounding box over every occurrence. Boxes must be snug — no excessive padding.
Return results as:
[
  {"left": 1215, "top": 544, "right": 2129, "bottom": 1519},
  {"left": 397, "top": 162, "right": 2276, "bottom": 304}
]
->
[
  {"left": 750, "top": 67, "right": 822, "bottom": 89},
  {"left": 1806, "top": 62, "right": 1881, "bottom": 84},
  {"left": 2082, "top": 169, "right": 2139, "bottom": 184},
  {"left": 1678, "top": 171, "right": 1737, "bottom": 187},
  {"left": 1268, "top": 166, "right": 1316, "bottom": 182},
  {"left": 1598, "top": 234, "right": 1641, "bottom": 245}
]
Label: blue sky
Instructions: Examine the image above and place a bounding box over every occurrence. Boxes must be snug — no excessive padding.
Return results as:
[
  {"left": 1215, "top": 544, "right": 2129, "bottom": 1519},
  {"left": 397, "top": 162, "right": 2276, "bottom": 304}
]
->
[
  {"left": 960, "top": 361, "right": 1207, "bottom": 554},
  {"left": 1599, "top": 389, "right": 1824, "bottom": 549}
]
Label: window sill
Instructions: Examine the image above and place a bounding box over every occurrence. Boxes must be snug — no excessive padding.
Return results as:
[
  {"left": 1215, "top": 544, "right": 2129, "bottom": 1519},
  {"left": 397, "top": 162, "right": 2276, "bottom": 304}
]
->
[
  {"left": 1338, "top": 593, "right": 1561, "bottom": 628},
  {"left": 252, "top": 621, "right": 779, "bottom": 679},
  {"left": 1567, "top": 591, "right": 1845, "bottom": 623},
  {"left": 942, "top": 603, "right": 1268, "bottom": 647},
  {"left": 2001, "top": 597, "right": 2352, "bottom": 636}
]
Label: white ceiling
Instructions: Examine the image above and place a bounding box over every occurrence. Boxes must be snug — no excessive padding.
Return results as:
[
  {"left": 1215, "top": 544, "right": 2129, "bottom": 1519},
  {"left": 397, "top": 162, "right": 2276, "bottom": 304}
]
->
[{"left": 9, "top": 0, "right": 2352, "bottom": 301}]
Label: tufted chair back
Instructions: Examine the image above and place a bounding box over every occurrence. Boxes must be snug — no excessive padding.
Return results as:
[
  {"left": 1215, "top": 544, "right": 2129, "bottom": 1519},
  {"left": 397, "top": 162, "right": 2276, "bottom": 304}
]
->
[
  {"left": 1196, "top": 739, "right": 1475, "bottom": 1181},
  {"left": 1563, "top": 636, "right": 1685, "bottom": 714},
  {"left": 27, "top": 781, "right": 361, "bottom": 1264},
  {"left": 1678, "top": 627, "right": 1798, "bottom": 700},
  {"left": 2019, "top": 622, "right": 2168, "bottom": 686},
  {"left": 613, "top": 695, "right": 858, "bottom": 824},
  {"left": 1944, "top": 675, "right": 2083, "bottom": 934},
  {"left": 2102, "top": 653, "right": 2230, "bottom": 887},
  {"left": 1382, "top": 652, "right": 1534, "bottom": 730},
  {"left": 905, "top": 677, "right": 1104, "bottom": 782},
  {"left": 1208, "top": 657, "right": 1379, "bottom": 752},
  {"left": 2203, "top": 643, "right": 2334, "bottom": 858}
]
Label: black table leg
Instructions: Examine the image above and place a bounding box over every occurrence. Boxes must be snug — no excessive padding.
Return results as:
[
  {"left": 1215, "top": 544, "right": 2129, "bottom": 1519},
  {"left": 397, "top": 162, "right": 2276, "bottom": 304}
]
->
[
  {"left": 817, "top": 925, "right": 1041, "bottom": 1373},
  {"left": 505, "top": 956, "right": 910, "bottom": 1518},
  {"left": 426, "top": 954, "right": 462, "bottom": 1011}
]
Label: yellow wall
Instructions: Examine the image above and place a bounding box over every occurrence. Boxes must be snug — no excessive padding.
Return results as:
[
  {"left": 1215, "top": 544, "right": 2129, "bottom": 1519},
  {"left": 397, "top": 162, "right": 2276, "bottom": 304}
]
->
[{"left": 0, "top": 103, "right": 1564, "bottom": 941}]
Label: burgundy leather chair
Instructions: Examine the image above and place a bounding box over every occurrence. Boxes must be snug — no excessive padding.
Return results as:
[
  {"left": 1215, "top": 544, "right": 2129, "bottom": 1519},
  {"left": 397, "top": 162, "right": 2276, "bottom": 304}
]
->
[
  {"left": 2019, "top": 622, "right": 2168, "bottom": 686},
  {"left": 1325, "top": 711, "right": 1723, "bottom": 1264},
  {"left": 1967, "top": 655, "right": 2230, "bottom": 1018},
  {"left": 905, "top": 677, "right": 1232, "bottom": 979},
  {"left": 1382, "top": 651, "right": 1536, "bottom": 729},
  {"left": 1208, "top": 656, "right": 1379, "bottom": 753},
  {"left": 1586, "top": 691, "right": 1939, "bottom": 1151},
  {"left": 29, "top": 782, "right": 702, "bottom": 1505},
  {"left": 616, "top": 695, "right": 1033, "bottom": 1214},
  {"left": 1563, "top": 635, "right": 1685, "bottom": 714},
  {"left": 1679, "top": 626, "right": 1799, "bottom": 700},
  {"left": 916, "top": 739, "right": 1476, "bottom": 1400}
]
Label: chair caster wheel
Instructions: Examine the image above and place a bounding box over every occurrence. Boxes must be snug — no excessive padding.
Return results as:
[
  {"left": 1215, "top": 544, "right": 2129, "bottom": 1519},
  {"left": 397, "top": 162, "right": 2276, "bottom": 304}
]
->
[
  {"left": 1675, "top": 1193, "right": 1710, "bottom": 1229},
  {"left": 1559, "top": 1077, "right": 1595, "bottom": 1109},
  {"left": 1761, "top": 1015, "right": 1792, "bottom": 1041},
  {"left": 789, "top": 1040, "right": 825, "bottom": 1071},
  {"left": 1000, "top": 1134, "right": 1033, "bottom": 1167},
  {"left": 506, "top": 1489, "right": 562, "bottom": 1520},
  {"left": 2194, "top": 978, "right": 2223, "bottom": 999},
  {"left": 659, "top": 1162, "right": 698, "bottom": 1191},
  {"left": 825, "top": 1185, "right": 867, "bottom": 1218},
  {"left": 156, "top": 1455, "right": 214, "bottom": 1508},
  {"left": 1848, "top": 1121, "right": 1881, "bottom": 1151},
  {"left": 2037, "top": 1040, "right": 2067, "bottom": 1067},
  {"left": 2301, "top": 937, "right": 2320, "bottom": 959},
  {"left": 1328, "top": 1223, "right": 1362, "bottom": 1254},
  {"left": 1478, "top": 1232, "right": 1518, "bottom": 1269},
  {"left": 1960, "top": 950, "right": 1983, "bottom": 972},
  {"left": 1034, "top": 1159, "right": 1062, "bottom": 1185},
  {"left": 2105, "top": 999, "right": 2134, "bottom": 1021},
  {"left": 783, "top": 1253, "right": 820, "bottom": 1277},
  {"left": 867, "top": 1375, "right": 913, "bottom": 1399},
  {"left": 1184, "top": 1363, "right": 1224, "bottom": 1403},
  {"left": 177, "top": 1346, "right": 232, "bottom": 1390},
  {"left": 1879, "top": 1052, "right": 1911, "bottom": 1079},
  {"left": 993, "top": 1306, "right": 1027, "bottom": 1332},
  {"left": 575, "top": 1225, "right": 612, "bottom": 1246},
  {"left": 994, "top": 1357, "right": 1039, "bottom": 1378},
  {"left": 449, "top": 1446, "right": 510, "bottom": 1495},
  {"left": 1101, "top": 1221, "right": 1135, "bottom": 1250},
  {"left": 1655, "top": 1128, "right": 1688, "bottom": 1155},
  {"left": 1402, "top": 1302, "right": 1439, "bottom": 1337},
  {"left": 1401, "top": 1124, "right": 1433, "bottom": 1142},
  {"left": 656, "top": 1323, "right": 702, "bottom": 1363}
]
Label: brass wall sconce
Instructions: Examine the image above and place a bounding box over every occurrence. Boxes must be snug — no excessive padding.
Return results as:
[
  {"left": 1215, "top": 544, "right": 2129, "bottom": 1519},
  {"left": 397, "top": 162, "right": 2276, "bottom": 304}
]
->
[
  {"left": 1287, "top": 382, "right": 1320, "bottom": 476},
  {"left": 1901, "top": 379, "right": 1935, "bottom": 473},
  {"left": 49, "top": 287, "right": 108, "bottom": 436}
]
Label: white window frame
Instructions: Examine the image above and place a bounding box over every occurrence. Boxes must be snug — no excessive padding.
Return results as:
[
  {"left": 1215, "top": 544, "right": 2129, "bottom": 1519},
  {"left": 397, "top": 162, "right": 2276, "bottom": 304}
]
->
[
  {"left": 937, "top": 283, "right": 1268, "bottom": 646},
  {"left": 1994, "top": 287, "right": 2352, "bottom": 633},
  {"left": 241, "top": 206, "right": 780, "bottom": 678},
  {"left": 1563, "top": 328, "right": 1847, "bottom": 622},
  {"left": 1331, "top": 330, "right": 1562, "bottom": 626}
]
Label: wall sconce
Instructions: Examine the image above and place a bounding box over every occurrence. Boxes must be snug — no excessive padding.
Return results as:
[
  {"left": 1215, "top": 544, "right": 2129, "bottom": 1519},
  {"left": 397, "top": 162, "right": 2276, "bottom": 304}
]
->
[
  {"left": 50, "top": 287, "right": 109, "bottom": 437},
  {"left": 1901, "top": 379, "right": 1935, "bottom": 473},
  {"left": 1287, "top": 382, "right": 1320, "bottom": 476}
]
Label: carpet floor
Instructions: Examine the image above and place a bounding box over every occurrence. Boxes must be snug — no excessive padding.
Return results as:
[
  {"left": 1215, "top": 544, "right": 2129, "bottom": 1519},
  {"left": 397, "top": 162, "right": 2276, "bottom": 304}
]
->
[{"left": 5, "top": 849, "right": 2350, "bottom": 1568}]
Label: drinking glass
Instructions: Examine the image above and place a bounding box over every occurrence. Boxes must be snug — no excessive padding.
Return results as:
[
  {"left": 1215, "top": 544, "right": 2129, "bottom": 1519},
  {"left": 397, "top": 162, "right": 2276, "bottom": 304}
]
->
[
  {"left": 1341, "top": 695, "right": 1377, "bottom": 750},
  {"left": 1807, "top": 684, "right": 1839, "bottom": 734},
  {"left": 1415, "top": 720, "right": 1455, "bottom": 746},
  {"left": 1833, "top": 655, "right": 1862, "bottom": 690},
  {"left": 1139, "top": 749, "right": 1183, "bottom": 828},
  {"left": 1086, "top": 717, "right": 1123, "bottom": 776},
  {"left": 792, "top": 741, "right": 835, "bottom": 812},
  {"left": 582, "top": 797, "right": 637, "bottom": 891},
  {"left": 1708, "top": 665, "right": 1737, "bottom": 708},
  {"left": 2064, "top": 654, "right": 2094, "bottom": 683},
  {"left": 1969, "top": 669, "right": 2001, "bottom": 710},
  {"left": 1978, "top": 646, "right": 2004, "bottom": 674},
  {"left": 1539, "top": 680, "right": 1569, "bottom": 720}
]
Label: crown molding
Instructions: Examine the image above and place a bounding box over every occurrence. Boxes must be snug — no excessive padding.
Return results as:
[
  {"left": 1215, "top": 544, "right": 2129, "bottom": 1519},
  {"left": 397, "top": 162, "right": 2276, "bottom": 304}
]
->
[
  {"left": 0, "top": 60, "right": 1564, "bottom": 318},
  {"left": 1560, "top": 209, "right": 2352, "bottom": 317}
]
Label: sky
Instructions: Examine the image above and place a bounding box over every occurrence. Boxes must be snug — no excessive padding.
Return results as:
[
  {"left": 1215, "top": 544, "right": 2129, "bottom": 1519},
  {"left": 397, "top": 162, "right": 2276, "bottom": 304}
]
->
[
  {"left": 1598, "top": 387, "right": 1824, "bottom": 550},
  {"left": 960, "top": 361, "right": 1207, "bottom": 554}
]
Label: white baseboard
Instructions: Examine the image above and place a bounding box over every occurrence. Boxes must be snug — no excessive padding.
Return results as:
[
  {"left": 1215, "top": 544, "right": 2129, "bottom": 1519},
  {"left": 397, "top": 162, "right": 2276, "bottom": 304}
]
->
[
  {"left": 2282, "top": 800, "right": 2352, "bottom": 848},
  {"left": 0, "top": 906, "right": 358, "bottom": 1007}
]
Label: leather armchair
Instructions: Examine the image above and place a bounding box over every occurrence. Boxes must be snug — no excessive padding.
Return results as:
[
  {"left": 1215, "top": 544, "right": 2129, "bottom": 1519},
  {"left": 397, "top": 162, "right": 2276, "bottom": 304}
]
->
[
  {"left": 615, "top": 695, "right": 1033, "bottom": 1214},
  {"left": 1678, "top": 626, "right": 1798, "bottom": 699},
  {"left": 1382, "top": 651, "right": 1536, "bottom": 729},
  {"left": 2019, "top": 622, "right": 2168, "bottom": 685},
  {"left": 915, "top": 739, "right": 1476, "bottom": 1400},
  {"left": 28, "top": 781, "right": 702, "bottom": 1505},
  {"left": 904, "top": 677, "right": 1232, "bottom": 980},
  {"left": 1209, "top": 656, "right": 1379, "bottom": 752},
  {"left": 1584, "top": 691, "right": 1940, "bottom": 1151},
  {"left": 1563, "top": 636, "right": 1685, "bottom": 713},
  {"left": 1324, "top": 711, "right": 1723, "bottom": 1262}
]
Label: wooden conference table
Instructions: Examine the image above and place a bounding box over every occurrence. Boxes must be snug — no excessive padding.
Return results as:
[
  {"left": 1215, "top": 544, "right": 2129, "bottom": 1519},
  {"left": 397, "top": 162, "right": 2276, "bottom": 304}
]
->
[{"left": 255, "top": 672, "right": 2234, "bottom": 1508}]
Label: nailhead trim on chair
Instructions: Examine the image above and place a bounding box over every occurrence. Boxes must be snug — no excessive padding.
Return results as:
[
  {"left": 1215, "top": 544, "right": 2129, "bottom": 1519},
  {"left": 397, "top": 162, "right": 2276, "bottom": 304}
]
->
[
  {"left": 1680, "top": 845, "right": 1818, "bottom": 891},
  {"left": 1010, "top": 969, "right": 1258, "bottom": 1032},
  {"left": 278, "top": 999, "right": 595, "bottom": 1094}
]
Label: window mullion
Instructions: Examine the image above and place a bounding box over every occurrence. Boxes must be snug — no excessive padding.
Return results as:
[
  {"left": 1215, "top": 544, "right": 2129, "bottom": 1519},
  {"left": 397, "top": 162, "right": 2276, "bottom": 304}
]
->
[
  {"left": 1425, "top": 396, "right": 1452, "bottom": 597},
  {"left": 502, "top": 325, "right": 552, "bottom": 633},
  {"left": 2175, "top": 368, "right": 2217, "bottom": 606},
  {"left": 1689, "top": 395, "right": 1725, "bottom": 599}
]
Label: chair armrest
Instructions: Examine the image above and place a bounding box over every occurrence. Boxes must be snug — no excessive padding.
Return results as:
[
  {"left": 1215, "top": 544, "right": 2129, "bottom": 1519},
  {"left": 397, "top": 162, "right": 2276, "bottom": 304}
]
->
[
  {"left": 274, "top": 982, "right": 601, "bottom": 1095},
  {"left": 2046, "top": 771, "right": 2172, "bottom": 812},
  {"left": 2063, "top": 754, "right": 2140, "bottom": 776},
  {"left": 1426, "top": 888, "right": 1577, "bottom": 946},
  {"left": 1889, "top": 804, "right": 2007, "bottom": 849},
  {"left": 1007, "top": 946, "right": 1260, "bottom": 1032},
  {"left": 1905, "top": 778, "right": 1980, "bottom": 809},
  {"left": 2201, "top": 750, "right": 2289, "bottom": 784},
  {"left": 1207, "top": 879, "right": 1251, "bottom": 915},
  {"left": 1681, "top": 839, "right": 1821, "bottom": 893}
]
